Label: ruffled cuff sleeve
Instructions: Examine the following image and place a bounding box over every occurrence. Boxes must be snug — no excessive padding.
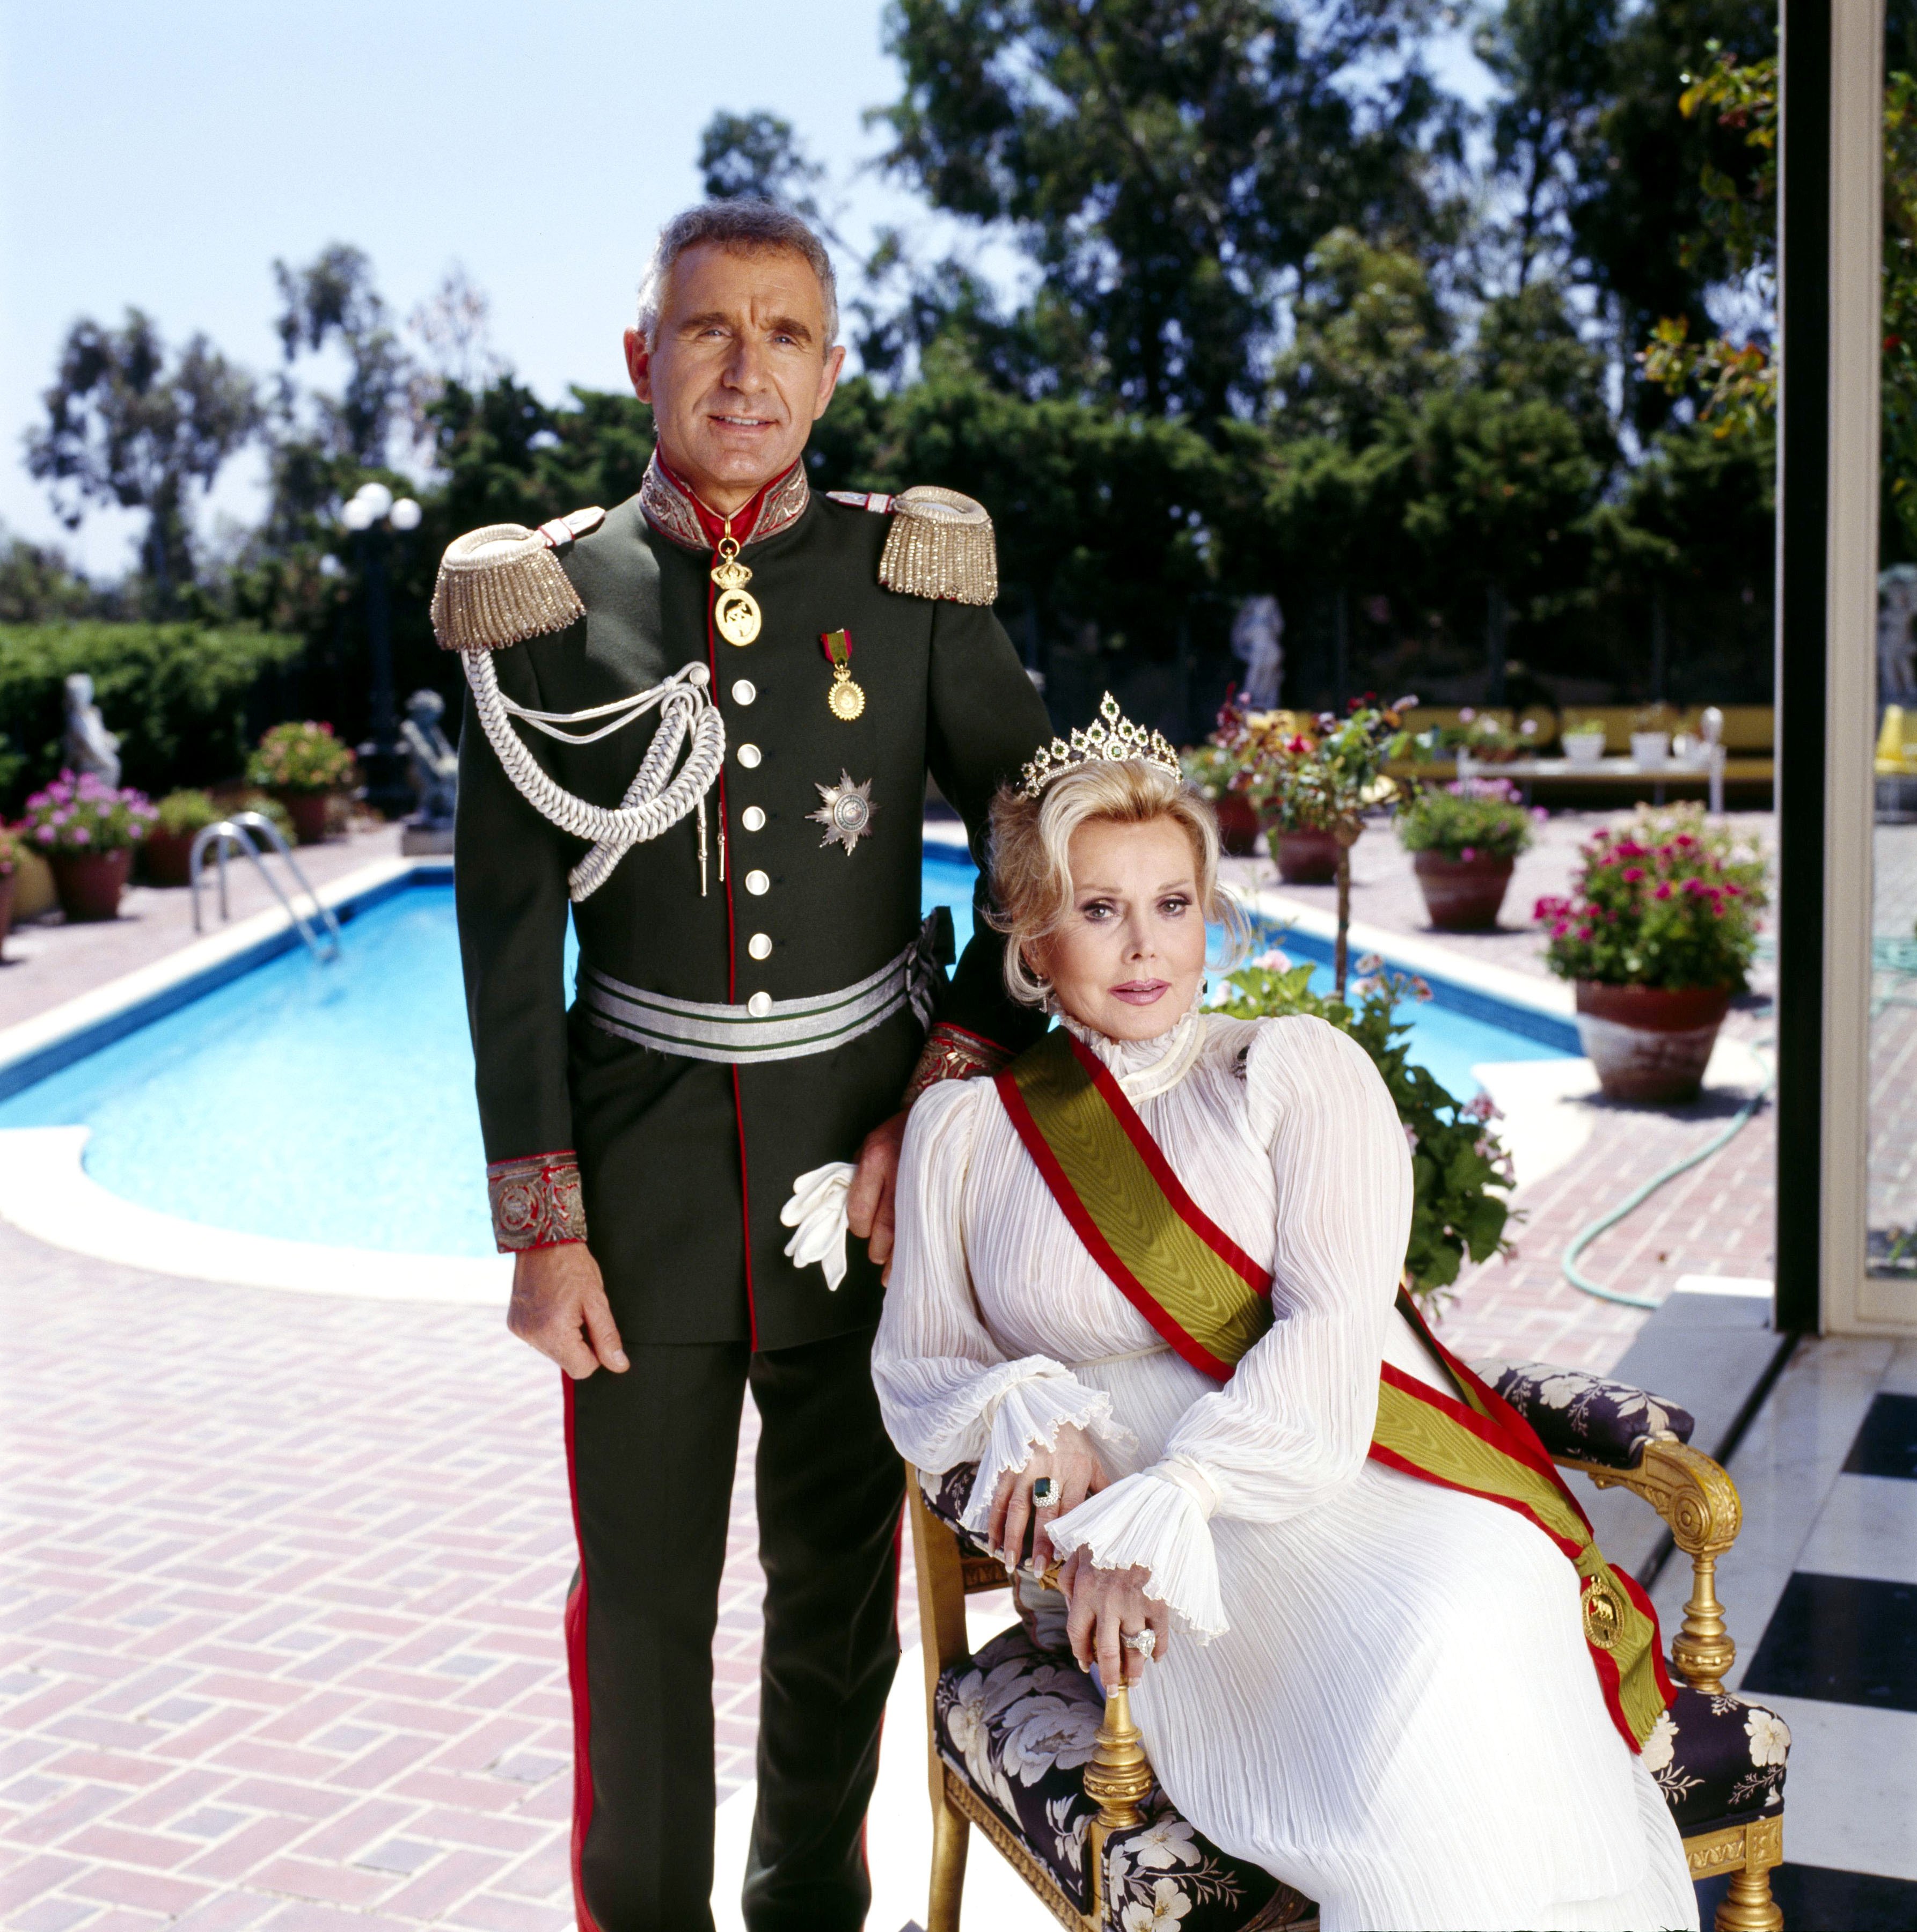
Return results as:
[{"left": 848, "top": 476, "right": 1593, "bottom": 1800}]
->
[
  {"left": 957, "top": 1367, "right": 1128, "bottom": 1539},
  {"left": 1045, "top": 1457, "right": 1228, "bottom": 1641}
]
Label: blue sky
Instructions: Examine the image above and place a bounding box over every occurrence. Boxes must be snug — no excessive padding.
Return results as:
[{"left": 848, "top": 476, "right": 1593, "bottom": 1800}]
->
[{"left": 1, "top": 1, "right": 1491, "bottom": 576}]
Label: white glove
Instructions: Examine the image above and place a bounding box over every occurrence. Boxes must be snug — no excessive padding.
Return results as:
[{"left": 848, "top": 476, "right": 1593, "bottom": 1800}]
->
[{"left": 780, "top": 1161, "right": 857, "bottom": 1291}]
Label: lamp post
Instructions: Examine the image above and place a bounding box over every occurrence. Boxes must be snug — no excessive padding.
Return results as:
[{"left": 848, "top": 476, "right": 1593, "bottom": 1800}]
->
[{"left": 342, "top": 480, "right": 422, "bottom": 819}]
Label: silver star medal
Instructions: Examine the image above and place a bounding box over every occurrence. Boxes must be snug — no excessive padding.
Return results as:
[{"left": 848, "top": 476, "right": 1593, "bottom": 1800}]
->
[{"left": 809, "top": 771, "right": 876, "bottom": 855}]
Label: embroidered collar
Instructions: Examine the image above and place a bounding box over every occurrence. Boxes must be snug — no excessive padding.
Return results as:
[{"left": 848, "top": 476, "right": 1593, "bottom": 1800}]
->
[
  {"left": 639, "top": 450, "right": 810, "bottom": 552},
  {"left": 1060, "top": 1006, "right": 1208, "bottom": 1103}
]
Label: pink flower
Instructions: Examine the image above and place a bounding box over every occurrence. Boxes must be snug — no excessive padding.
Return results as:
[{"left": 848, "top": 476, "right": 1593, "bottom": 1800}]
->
[
  {"left": 1552, "top": 919, "right": 1569, "bottom": 938},
  {"left": 1578, "top": 924, "right": 1594, "bottom": 940},
  {"left": 1622, "top": 867, "right": 1644, "bottom": 883},
  {"left": 71, "top": 826, "right": 90, "bottom": 846},
  {"left": 34, "top": 825, "right": 53, "bottom": 845},
  {"left": 1460, "top": 846, "right": 1477, "bottom": 862},
  {"left": 1459, "top": 706, "right": 1476, "bottom": 722},
  {"left": 1653, "top": 882, "right": 1673, "bottom": 900}
]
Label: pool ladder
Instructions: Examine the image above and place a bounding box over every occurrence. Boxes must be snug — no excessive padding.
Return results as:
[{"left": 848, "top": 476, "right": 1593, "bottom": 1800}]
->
[{"left": 189, "top": 812, "right": 345, "bottom": 962}]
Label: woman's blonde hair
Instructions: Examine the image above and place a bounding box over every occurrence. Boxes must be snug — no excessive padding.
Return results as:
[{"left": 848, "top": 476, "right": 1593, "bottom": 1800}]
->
[{"left": 985, "top": 758, "right": 1247, "bottom": 1006}]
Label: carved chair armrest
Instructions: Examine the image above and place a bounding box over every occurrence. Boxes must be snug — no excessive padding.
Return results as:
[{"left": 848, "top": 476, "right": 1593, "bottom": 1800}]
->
[{"left": 1556, "top": 1435, "right": 1744, "bottom": 1695}]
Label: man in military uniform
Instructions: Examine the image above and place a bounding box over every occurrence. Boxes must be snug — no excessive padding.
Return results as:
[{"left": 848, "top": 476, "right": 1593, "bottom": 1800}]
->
[{"left": 442, "top": 201, "right": 1051, "bottom": 1931}]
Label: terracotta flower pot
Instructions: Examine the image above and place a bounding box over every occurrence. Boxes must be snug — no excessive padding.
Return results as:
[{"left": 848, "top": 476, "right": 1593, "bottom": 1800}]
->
[
  {"left": 1213, "top": 793, "right": 1260, "bottom": 857},
  {"left": 1270, "top": 826, "right": 1347, "bottom": 884},
  {"left": 1575, "top": 981, "right": 1735, "bottom": 1104},
  {"left": 0, "top": 870, "right": 13, "bottom": 953},
  {"left": 1414, "top": 850, "right": 1514, "bottom": 930},
  {"left": 144, "top": 828, "right": 200, "bottom": 887},
  {"left": 277, "top": 791, "right": 336, "bottom": 845},
  {"left": 50, "top": 847, "right": 133, "bottom": 922}
]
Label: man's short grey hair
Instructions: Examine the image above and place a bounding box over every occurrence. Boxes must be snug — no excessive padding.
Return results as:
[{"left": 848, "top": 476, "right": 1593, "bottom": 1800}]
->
[{"left": 636, "top": 202, "right": 839, "bottom": 349}]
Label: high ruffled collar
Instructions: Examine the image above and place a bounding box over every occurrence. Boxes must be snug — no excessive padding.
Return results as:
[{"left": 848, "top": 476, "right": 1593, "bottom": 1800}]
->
[
  {"left": 1059, "top": 1004, "right": 1207, "bottom": 1102},
  {"left": 638, "top": 449, "right": 811, "bottom": 552}
]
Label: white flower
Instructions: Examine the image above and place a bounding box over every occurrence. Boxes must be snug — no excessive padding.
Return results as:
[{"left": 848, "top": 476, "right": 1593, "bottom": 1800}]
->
[
  {"left": 1126, "top": 1817, "right": 1201, "bottom": 1870},
  {"left": 1122, "top": 1877, "right": 1194, "bottom": 1930},
  {"left": 1045, "top": 1794, "right": 1086, "bottom": 1876},
  {"left": 1640, "top": 1709, "right": 1678, "bottom": 1775},
  {"left": 1746, "top": 1708, "right": 1791, "bottom": 1767},
  {"left": 1533, "top": 1370, "right": 1586, "bottom": 1411},
  {"left": 999, "top": 1692, "right": 1100, "bottom": 1782}
]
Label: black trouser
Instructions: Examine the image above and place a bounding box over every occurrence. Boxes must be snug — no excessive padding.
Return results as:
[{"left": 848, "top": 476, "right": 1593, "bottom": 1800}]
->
[{"left": 564, "top": 1327, "right": 904, "bottom": 1932}]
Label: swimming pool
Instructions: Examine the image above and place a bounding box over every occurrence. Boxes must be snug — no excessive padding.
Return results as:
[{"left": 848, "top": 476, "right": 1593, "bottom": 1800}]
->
[{"left": 0, "top": 854, "right": 1570, "bottom": 1261}]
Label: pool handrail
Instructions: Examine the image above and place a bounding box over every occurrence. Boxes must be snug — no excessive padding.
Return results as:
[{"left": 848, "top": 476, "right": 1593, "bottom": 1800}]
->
[{"left": 189, "top": 813, "right": 345, "bottom": 962}]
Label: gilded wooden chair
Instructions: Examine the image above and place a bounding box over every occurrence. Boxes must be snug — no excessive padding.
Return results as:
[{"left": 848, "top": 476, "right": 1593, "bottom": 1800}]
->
[{"left": 908, "top": 1357, "right": 1789, "bottom": 1932}]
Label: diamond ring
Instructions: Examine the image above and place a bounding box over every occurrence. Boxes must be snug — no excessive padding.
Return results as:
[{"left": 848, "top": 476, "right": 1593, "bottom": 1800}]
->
[{"left": 1120, "top": 1629, "right": 1157, "bottom": 1658}]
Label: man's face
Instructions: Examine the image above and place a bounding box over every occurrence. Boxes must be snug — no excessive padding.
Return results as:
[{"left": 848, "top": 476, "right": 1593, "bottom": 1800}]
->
[{"left": 624, "top": 242, "right": 845, "bottom": 517}]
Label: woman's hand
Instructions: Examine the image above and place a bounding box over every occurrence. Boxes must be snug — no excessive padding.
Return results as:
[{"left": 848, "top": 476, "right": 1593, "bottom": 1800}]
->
[
  {"left": 1058, "top": 1552, "right": 1171, "bottom": 1685},
  {"left": 986, "top": 1422, "right": 1107, "bottom": 1574}
]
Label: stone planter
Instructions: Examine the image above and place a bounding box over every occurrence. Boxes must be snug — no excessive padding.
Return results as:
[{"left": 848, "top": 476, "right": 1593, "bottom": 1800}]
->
[
  {"left": 50, "top": 847, "right": 133, "bottom": 922},
  {"left": 144, "top": 828, "right": 201, "bottom": 887},
  {"left": 1630, "top": 730, "right": 1671, "bottom": 769},
  {"left": 1270, "top": 826, "right": 1346, "bottom": 884},
  {"left": 1562, "top": 731, "right": 1606, "bottom": 767},
  {"left": 1213, "top": 793, "right": 1260, "bottom": 858},
  {"left": 1575, "top": 981, "right": 1735, "bottom": 1104},
  {"left": 0, "top": 870, "right": 13, "bottom": 953},
  {"left": 277, "top": 790, "right": 337, "bottom": 845},
  {"left": 9, "top": 847, "right": 55, "bottom": 921},
  {"left": 1413, "top": 850, "right": 1514, "bottom": 931}
]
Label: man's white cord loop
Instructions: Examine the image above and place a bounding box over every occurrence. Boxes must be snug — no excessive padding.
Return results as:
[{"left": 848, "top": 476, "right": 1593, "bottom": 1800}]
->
[{"left": 461, "top": 649, "right": 725, "bottom": 901}]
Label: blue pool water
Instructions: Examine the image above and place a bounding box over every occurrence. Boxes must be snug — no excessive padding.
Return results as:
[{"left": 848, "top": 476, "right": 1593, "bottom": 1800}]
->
[{"left": 0, "top": 858, "right": 1567, "bottom": 1258}]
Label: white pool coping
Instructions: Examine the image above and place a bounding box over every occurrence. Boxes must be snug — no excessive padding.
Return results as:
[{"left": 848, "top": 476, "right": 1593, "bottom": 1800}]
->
[{"left": 0, "top": 854, "right": 509, "bottom": 1305}]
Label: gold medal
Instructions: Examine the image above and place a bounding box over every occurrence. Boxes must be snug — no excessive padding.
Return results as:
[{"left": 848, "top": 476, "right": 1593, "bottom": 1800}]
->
[
  {"left": 820, "top": 627, "right": 866, "bottom": 721},
  {"left": 711, "top": 538, "right": 761, "bottom": 647}
]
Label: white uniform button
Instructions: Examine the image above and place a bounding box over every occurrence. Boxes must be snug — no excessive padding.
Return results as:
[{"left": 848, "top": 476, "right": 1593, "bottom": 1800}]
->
[
  {"left": 744, "top": 869, "right": 770, "bottom": 896},
  {"left": 730, "top": 679, "right": 757, "bottom": 706},
  {"left": 736, "top": 743, "right": 762, "bottom": 769},
  {"left": 748, "top": 932, "right": 773, "bottom": 960},
  {"left": 746, "top": 991, "right": 773, "bottom": 1019},
  {"left": 741, "top": 805, "right": 766, "bottom": 832}
]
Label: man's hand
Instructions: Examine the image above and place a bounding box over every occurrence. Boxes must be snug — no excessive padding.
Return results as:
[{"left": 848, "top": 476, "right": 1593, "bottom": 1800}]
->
[
  {"left": 846, "top": 1109, "right": 909, "bottom": 1283},
  {"left": 986, "top": 1422, "right": 1108, "bottom": 1574},
  {"left": 1059, "top": 1553, "right": 1170, "bottom": 1686},
  {"left": 508, "top": 1243, "right": 628, "bottom": 1380}
]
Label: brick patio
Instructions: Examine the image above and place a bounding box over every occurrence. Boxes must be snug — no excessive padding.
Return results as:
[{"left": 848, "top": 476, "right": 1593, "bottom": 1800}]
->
[{"left": 0, "top": 807, "right": 1825, "bottom": 1927}]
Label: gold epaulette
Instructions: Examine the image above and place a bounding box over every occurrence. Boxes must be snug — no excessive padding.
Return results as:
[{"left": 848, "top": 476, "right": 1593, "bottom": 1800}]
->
[
  {"left": 830, "top": 485, "right": 998, "bottom": 606},
  {"left": 429, "top": 506, "right": 606, "bottom": 650}
]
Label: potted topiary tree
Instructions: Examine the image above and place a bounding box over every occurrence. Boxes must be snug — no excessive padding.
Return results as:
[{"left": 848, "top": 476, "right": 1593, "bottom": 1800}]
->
[
  {"left": 23, "top": 771, "right": 158, "bottom": 921},
  {"left": 1237, "top": 699, "right": 1409, "bottom": 989},
  {"left": 1397, "top": 778, "right": 1541, "bottom": 930},
  {"left": 1536, "top": 806, "right": 1768, "bottom": 1103},
  {"left": 145, "top": 789, "right": 222, "bottom": 886},
  {"left": 247, "top": 721, "right": 358, "bottom": 844}
]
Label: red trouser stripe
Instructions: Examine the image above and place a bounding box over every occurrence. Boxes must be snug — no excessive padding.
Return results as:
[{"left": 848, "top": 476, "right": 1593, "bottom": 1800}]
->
[{"left": 562, "top": 1376, "right": 604, "bottom": 1932}]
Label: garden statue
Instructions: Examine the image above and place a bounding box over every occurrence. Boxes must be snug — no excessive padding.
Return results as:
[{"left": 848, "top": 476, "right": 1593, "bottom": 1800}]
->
[
  {"left": 1879, "top": 564, "right": 1917, "bottom": 701},
  {"left": 400, "top": 689, "right": 458, "bottom": 826},
  {"left": 1231, "top": 592, "right": 1284, "bottom": 711},
  {"left": 398, "top": 689, "right": 458, "bottom": 855},
  {"left": 61, "top": 673, "right": 121, "bottom": 788}
]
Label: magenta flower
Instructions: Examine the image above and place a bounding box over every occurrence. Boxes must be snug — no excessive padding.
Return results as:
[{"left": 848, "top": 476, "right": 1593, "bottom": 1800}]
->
[
  {"left": 1622, "top": 867, "right": 1644, "bottom": 884},
  {"left": 71, "top": 826, "right": 90, "bottom": 846},
  {"left": 1460, "top": 846, "right": 1477, "bottom": 862},
  {"left": 1653, "top": 882, "right": 1673, "bottom": 900}
]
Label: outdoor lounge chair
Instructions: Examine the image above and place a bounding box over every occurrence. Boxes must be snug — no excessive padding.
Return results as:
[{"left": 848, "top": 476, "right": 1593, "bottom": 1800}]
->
[{"left": 907, "top": 1356, "right": 1789, "bottom": 1932}]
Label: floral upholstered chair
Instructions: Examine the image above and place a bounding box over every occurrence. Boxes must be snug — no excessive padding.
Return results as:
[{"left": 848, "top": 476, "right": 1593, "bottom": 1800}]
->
[{"left": 906, "top": 1357, "right": 1791, "bottom": 1932}]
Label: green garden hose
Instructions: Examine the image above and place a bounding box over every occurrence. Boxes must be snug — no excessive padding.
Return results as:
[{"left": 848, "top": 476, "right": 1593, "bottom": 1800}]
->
[{"left": 1561, "top": 1044, "right": 1775, "bottom": 1311}]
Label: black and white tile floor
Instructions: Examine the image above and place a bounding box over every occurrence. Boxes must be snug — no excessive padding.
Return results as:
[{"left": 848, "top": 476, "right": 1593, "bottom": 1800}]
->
[{"left": 1653, "top": 1336, "right": 1917, "bottom": 1928}]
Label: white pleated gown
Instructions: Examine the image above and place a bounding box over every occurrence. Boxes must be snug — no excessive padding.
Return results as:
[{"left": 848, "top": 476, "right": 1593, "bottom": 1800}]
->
[{"left": 874, "top": 1008, "right": 1698, "bottom": 1932}]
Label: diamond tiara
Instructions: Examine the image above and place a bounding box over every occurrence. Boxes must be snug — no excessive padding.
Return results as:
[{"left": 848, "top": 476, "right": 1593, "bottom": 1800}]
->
[{"left": 1016, "top": 691, "right": 1183, "bottom": 800}]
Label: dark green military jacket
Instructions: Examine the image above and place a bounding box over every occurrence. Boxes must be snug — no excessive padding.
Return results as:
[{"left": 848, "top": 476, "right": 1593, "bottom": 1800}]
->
[{"left": 453, "top": 460, "right": 1051, "bottom": 1350}]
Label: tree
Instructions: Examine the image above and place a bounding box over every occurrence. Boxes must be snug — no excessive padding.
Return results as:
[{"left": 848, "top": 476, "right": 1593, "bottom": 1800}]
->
[
  {"left": 273, "top": 243, "right": 412, "bottom": 470},
  {"left": 876, "top": 0, "right": 1461, "bottom": 423},
  {"left": 25, "top": 309, "right": 260, "bottom": 608},
  {"left": 699, "top": 110, "right": 826, "bottom": 215}
]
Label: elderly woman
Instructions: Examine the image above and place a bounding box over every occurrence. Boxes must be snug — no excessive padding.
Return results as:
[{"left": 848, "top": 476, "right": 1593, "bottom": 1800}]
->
[{"left": 872, "top": 707, "right": 1698, "bottom": 1932}]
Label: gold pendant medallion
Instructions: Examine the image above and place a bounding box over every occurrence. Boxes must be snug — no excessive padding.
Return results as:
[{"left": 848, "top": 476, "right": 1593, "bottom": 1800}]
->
[
  {"left": 820, "top": 628, "right": 865, "bottom": 721},
  {"left": 711, "top": 539, "right": 761, "bottom": 646}
]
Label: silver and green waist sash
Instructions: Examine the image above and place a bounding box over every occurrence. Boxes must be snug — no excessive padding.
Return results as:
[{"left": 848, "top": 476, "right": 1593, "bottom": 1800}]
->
[{"left": 577, "top": 912, "right": 950, "bottom": 1065}]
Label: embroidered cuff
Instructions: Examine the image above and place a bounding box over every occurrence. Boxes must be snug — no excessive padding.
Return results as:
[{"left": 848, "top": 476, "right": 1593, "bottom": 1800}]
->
[
  {"left": 487, "top": 1151, "right": 588, "bottom": 1253},
  {"left": 903, "top": 1022, "right": 1012, "bottom": 1108}
]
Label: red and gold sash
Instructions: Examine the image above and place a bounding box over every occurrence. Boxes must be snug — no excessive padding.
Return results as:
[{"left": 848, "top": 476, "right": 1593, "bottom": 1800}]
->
[{"left": 996, "top": 1028, "right": 1675, "bottom": 1753}]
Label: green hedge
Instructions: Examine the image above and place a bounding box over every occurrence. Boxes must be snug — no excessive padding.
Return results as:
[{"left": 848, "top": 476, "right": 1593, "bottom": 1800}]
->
[{"left": 0, "top": 624, "right": 305, "bottom": 811}]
